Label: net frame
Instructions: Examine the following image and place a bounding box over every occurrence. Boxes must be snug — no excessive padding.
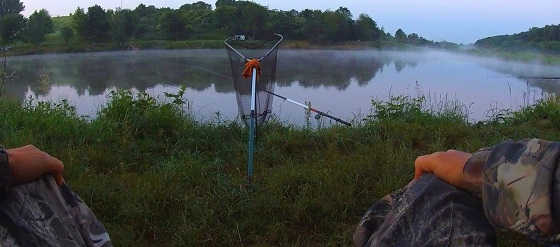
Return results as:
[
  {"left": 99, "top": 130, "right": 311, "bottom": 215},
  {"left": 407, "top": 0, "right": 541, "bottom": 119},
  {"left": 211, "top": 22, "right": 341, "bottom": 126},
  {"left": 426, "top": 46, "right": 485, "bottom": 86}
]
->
[{"left": 225, "top": 34, "right": 283, "bottom": 126}]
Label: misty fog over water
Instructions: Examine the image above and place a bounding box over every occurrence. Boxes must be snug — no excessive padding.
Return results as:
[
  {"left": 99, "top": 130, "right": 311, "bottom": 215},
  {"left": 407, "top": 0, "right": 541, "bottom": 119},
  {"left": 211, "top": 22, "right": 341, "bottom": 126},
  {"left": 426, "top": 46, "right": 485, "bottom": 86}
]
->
[{"left": 4, "top": 49, "right": 560, "bottom": 125}]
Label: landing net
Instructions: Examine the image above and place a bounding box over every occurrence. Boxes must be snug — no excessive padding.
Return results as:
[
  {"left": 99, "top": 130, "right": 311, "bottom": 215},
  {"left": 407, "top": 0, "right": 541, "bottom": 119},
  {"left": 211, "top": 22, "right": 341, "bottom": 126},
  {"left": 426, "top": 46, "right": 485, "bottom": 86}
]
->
[{"left": 225, "top": 34, "right": 282, "bottom": 126}]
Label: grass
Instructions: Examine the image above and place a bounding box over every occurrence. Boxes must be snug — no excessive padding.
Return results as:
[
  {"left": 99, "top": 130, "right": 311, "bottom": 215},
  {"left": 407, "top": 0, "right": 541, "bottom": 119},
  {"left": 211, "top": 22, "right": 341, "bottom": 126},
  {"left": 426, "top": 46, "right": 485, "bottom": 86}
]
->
[
  {"left": 4, "top": 34, "right": 415, "bottom": 56},
  {"left": 3, "top": 40, "right": 228, "bottom": 56},
  {"left": 0, "top": 90, "right": 558, "bottom": 246},
  {"left": 3, "top": 39, "right": 398, "bottom": 57}
]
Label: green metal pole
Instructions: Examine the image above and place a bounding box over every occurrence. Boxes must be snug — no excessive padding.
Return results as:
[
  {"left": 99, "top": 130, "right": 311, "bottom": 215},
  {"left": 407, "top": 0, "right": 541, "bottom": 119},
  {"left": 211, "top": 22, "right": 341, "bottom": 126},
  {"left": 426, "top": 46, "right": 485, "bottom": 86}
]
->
[
  {"left": 248, "top": 111, "right": 255, "bottom": 184},
  {"left": 248, "top": 67, "right": 257, "bottom": 184}
]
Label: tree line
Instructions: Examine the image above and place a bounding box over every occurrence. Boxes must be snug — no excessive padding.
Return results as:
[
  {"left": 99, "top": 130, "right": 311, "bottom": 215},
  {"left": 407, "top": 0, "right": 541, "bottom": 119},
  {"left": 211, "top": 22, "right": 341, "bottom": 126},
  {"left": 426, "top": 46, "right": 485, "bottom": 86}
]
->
[
  {"left": 475, "top": 24, "right": 560, "bottom": 52},
  {"left": 0, "top": 0, "right": 52, "bottom": 45},
  {"left": 0, "top": 0, "right": 442, "bottom": 47}
]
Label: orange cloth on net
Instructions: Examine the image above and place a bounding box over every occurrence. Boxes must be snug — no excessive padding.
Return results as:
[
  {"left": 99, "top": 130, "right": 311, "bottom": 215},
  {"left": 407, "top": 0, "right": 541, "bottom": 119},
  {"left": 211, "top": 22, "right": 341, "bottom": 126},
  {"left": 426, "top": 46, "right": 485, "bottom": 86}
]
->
[{"left": 242, "top": 59, "right": 261, "bottom": 79}]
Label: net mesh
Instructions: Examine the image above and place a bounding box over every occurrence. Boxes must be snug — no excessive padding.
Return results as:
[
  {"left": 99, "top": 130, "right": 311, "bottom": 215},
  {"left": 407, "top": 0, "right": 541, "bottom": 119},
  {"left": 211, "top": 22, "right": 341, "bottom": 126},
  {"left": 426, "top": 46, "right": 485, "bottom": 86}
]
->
[{"left": 226, "top": 45, "right": 278, "bottom": 126}]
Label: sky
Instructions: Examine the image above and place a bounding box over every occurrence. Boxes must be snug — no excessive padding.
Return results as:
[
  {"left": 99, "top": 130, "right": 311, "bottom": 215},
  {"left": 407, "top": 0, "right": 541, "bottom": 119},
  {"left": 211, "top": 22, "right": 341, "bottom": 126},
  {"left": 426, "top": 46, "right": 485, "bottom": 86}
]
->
[{"left": 21, "top": 0, "right": 560, "bottom": 44}]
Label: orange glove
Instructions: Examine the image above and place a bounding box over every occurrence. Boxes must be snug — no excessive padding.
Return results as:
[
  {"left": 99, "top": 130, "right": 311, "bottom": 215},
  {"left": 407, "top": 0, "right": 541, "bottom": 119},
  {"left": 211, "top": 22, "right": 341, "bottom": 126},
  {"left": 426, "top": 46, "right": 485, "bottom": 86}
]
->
[
  {"left": 414, "top": 150, "right": 472, "bottom": 189},
  {"left": 242, "top": 59, "right": 261, "bottom": 79},
  {"left": 7, "top": 145, "right": 65, "bottom": 186}
]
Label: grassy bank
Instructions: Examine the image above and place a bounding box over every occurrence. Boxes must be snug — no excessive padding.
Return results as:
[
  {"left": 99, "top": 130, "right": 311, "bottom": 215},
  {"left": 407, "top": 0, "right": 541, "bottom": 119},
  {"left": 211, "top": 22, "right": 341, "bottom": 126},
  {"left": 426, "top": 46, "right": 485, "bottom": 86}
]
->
[
  {"left": 10, "top": 39, "right": 560, "bottom": 68},
  {"left": 4, "top": 40, "right": 226, "bottom": 56},
  {"left": 0, "top": 91, "right": 558, "bottom": 246},
  {"left": 3, "top": 39, "right": 412, "bottom": 56},
  {"left": 469, "top": 48, "right": 560, "bottom": 65}
]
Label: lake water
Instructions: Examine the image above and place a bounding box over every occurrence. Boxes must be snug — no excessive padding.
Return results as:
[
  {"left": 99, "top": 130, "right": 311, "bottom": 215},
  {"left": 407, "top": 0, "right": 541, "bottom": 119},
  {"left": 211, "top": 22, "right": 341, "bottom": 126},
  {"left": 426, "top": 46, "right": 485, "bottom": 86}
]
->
[{"left": 4, "top": 49, "right": 560, "bottom": 125}]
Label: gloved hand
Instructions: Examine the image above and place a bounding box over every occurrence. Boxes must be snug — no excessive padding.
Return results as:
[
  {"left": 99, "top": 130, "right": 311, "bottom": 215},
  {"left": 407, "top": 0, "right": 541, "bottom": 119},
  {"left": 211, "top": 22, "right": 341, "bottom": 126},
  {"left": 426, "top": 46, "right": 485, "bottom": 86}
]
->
[
  {"left": 7, "top": 145, "right": 65, "bottom": 186},
  {"left": 414, "top": 150, "right": 472, "bottom": 190}
]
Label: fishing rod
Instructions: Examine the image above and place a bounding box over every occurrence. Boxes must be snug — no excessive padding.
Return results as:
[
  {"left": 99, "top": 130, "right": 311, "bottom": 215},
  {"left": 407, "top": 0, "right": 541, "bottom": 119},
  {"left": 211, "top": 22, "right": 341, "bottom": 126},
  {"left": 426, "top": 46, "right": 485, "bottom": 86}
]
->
[
  {"left": 263, "top": 89, "right": 352, "bottom": 126},
  {"left": 187, "top": 58, "right": 352, "bottom": 127},
  {"left": 520, "top": 76, "right": 560, "bottom": 80}
]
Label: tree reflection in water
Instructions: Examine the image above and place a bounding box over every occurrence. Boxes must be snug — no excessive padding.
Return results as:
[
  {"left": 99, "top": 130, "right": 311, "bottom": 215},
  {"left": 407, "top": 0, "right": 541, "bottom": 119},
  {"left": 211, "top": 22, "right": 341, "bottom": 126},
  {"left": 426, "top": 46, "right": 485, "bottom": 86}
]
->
[
  {"left": 4, "top": 49, "right": 417, "bottom": 102},
  {"left": 4, "top": 49, "right": 556, "bottom": 123}
]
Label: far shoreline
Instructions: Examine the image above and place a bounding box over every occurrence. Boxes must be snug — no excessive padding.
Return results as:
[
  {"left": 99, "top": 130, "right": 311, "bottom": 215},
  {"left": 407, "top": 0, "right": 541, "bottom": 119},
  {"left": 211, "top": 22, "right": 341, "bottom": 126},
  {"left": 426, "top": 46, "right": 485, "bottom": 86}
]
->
[
  {"left": 4, "top": 40, "right": 405, "bottom": 57},
  {"left": 4, "top": 40, "right": 559, "bottom": 65}
]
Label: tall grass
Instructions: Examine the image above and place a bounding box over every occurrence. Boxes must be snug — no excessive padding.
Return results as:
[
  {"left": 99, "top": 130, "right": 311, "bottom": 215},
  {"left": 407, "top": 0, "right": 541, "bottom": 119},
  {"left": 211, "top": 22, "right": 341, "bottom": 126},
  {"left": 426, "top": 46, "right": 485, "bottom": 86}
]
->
[{"left": 0, "top": 90, "right": 556, "bottom": 246}]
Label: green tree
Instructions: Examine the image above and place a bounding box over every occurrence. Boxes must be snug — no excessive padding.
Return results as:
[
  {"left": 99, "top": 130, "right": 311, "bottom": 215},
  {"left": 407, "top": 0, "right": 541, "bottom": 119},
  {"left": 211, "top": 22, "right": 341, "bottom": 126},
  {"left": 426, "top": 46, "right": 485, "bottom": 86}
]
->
[
  {"left": 300, "top": 9, "right": 325, "bottom": 41},
  {"left": 71, "top": 8, "right": 87, "bottom": 40},
  {"left": 335, "top": 7, "right": 352, "bottom": 20},
  {"left": 0, "top": 0, "right": 24, "bottom": 17},
  {"left": 70, "top": 5, "right": 110, "bottom": 42},
  {"left": 24, "top": 9, "right": 53, "bottom": 45},
  {"left": 216, "top": 0, "right": 235, "bottom": 8},
  {"left": 237, "top": 1, "right": 267, "bottom": 39},
  {"left": 160, "top": 10, "right": 187, "bottom": 40},
  {"left": 61, "top": 26, "right": 73, "bottom": 44},
  {"left": 183, "top": 1, "right": 212, "bottom": 11},
  {"left": 133, "top": 4, "right": 157, "bottom": 18},
  {"left": 266, "top": 10, "right": 299, "bottom": 39},
  {"left": 335, "top": 7, "right": 354, "bottom": 40},
  {"left": 111, "top": 9, "right": 136, "bottom": 45},
  {"left": 355, "top": 14, "right": 380, "bottom": 41},
  {"left": 395, "top": 28, "right": 407, "bottom": 42},
  {"left": 133, "top": 4, "right": 159, "bottom": 40},
  {"left": 18, "top": 2, "right": 442, "bottom": 47},
  {"left": 214, "top": 5, "right": 237, "bottom": 35},
  {"left": 322, "top": 7, "right": 353, "bottom": 41},
  {"left": 178, "top": 2, "right": 213, "bottom": 38},
  {"left": 407, "top": 33, "right": 419, "bottom": 43},
  {"left": 86, "top": 5, "right": 110, "bottom": 42},
  {"left": 476, "top": 24, "right": 560, "bottom": 52},
  {"left": 0, "top": 0, "right": 24, "bottom": 45},
  {"left": 0, "top": 13, "right": 24, "bottom": 44}
]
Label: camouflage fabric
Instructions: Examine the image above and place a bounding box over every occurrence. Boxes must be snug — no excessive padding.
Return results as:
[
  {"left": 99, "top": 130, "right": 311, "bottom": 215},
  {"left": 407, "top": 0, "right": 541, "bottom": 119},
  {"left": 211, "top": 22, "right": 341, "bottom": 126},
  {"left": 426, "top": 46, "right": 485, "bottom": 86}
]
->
[
  {"left": 354, "top": 174, "right": 496, "bottom": 247},
  {"left": 0, "top": 176, "right": 112, "bottom": 247},
  {"left": 0, "top": 147, "right": 11, "bottom": 196},
  {"left": 355, "top": 138, "right": 560, "bottom": 247},
  {"left": 466, "top": 139, "right": 560, "bottom": 244}
]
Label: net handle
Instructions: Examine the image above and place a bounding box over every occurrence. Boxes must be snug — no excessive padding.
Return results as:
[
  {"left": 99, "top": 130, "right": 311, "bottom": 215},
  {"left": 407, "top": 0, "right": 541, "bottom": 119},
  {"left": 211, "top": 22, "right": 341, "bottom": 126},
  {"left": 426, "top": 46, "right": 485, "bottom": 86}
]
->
[{"left": 224, "top": 33, "right": 284, "bottom": 62}]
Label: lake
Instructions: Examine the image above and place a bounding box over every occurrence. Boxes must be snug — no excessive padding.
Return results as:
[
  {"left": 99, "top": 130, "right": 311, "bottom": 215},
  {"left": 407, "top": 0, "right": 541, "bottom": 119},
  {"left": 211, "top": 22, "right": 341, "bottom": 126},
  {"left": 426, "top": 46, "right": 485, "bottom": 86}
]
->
[{"left": 4, "top": 48, "right": 560, "bottom": 125}]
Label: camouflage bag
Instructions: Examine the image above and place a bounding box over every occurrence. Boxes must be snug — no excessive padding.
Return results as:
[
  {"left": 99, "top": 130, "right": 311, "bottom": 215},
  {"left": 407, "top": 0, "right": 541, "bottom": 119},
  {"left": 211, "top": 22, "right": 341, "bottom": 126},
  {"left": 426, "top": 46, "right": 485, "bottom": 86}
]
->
[
  {"left": 354, "top": 174, "right": 496, "bottom": 247},
  {"left": 0, "top": 176, "right": 111, "bottom": 247}
]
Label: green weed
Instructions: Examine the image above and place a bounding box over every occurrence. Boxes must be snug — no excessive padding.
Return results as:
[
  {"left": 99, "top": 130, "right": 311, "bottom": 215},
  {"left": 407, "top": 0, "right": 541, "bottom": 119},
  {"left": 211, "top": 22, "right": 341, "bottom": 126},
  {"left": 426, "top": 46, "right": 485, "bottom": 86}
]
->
[{"left": 0, "top": 91, "right": 556, "bottom": 246}]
